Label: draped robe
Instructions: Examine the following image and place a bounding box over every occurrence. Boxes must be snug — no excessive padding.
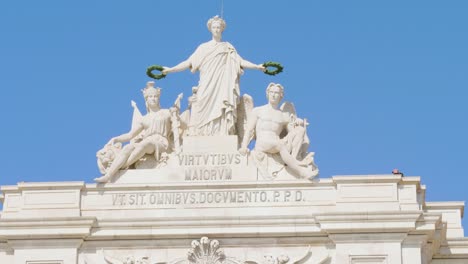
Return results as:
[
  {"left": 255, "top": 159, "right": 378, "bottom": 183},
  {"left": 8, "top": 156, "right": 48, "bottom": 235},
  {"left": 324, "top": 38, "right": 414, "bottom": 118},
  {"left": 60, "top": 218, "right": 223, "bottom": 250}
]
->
[{"left": 187, "top": 41, "right": 243, "bottom": 136}]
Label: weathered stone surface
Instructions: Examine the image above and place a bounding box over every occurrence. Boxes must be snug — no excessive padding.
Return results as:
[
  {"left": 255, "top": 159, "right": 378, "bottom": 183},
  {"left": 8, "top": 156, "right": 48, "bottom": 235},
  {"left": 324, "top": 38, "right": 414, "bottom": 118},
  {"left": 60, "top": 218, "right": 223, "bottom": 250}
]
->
[{"left": 1, "top": 175, "right": 467, "bottom": 263}]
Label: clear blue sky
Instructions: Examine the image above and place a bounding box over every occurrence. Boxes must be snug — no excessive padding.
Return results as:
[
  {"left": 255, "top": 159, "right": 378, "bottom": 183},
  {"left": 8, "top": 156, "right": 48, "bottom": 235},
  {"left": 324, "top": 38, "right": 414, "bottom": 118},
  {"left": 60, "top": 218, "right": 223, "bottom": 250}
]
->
[{"left": 1, "top": 1, "right": 467, "bottom": 229}]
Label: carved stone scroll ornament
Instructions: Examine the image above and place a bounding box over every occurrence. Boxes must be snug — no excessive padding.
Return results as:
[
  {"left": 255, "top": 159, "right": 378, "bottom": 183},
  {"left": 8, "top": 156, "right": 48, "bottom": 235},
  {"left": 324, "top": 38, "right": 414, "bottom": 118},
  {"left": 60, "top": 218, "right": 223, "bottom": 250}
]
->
[
  {"left": 99, "top": 249, "right": 150, "bottom": 264},
  {"left": 180, "top": 238, "right": 330, "bottom": 264},
  {"left": 87, "top": 238, "right": 329, "bottom": 264},
  {"left": 244, "top": 247, "right": 330, "bottom": 264},
  {"left": 165, "top": 237, "right": 241, "bottom": 264}
]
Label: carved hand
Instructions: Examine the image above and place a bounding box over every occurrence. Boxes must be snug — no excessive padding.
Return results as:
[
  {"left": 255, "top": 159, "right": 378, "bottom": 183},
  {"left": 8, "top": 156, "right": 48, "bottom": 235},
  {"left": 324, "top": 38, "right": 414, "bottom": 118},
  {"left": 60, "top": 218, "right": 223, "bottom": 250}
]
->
[
  {"left": 239, "top": 147, "right": 249, "bottom": 156},
  {"left": 162, "top": 66, "right": 171, "bottom": 75},
  {"left": 106, "top": 138, "right": 115, "bottom": 146},
  {"left": 257, "top": 64, "right": 266, "bottom": 72},
  {"left": 189, "top": 95, "right": 198, "bottom": 103}
]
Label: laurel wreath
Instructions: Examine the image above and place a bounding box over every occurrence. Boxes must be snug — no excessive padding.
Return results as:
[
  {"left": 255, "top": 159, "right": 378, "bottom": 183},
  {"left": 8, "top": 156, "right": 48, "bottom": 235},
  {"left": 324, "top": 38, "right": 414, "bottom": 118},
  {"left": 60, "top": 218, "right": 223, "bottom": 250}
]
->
[
  {"left": 146, "top": 65, "right": 166, "bottom": 80},
  {"left": 263, "top": 61, "right": 283, "bottom": 76}
]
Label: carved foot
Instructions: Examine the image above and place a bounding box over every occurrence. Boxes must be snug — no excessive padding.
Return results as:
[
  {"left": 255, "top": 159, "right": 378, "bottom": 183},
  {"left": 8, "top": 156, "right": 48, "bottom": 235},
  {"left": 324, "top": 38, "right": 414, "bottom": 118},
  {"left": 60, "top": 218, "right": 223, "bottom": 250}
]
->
[
  {"left": 94, "top": 175, "right": 110, "bottom": 183},
  {"left": 299, "top": 152, "right": 315, "bottom": 166},
  {"left": 307, "top": 168, "right": 319, "bottom": 181},
  {"left": 299, "top": 166, "right": 319, "bottom": 181}
]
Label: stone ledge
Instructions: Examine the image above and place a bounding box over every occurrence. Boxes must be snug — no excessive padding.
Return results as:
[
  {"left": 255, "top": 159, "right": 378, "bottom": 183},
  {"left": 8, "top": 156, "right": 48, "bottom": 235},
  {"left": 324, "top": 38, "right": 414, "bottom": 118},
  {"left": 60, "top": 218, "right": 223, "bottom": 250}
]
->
[
  {"left": 332, "top": 174, "right": 402, "bottom": 184},
  {"left": 426, "top": 201, "right": 465, "bottom": 218},
  {"left": 80, "top": 236, "right": 333, "bottom": 249},
  {"left": 316, "top": 211, "right": 422, "bottom": 234},
  {"left": 0, "top": 217, "right": 96, "bottom": 240},
  {"left": 18, "top": 181, "right": 86, "bottom": 190},
  {"left": 87, "top": 179, "right": 334, "bottom": 191},
  {"left": 0, "top": 186, "right": 19, "bottom": 192},
  {"left": 435, "top": 238, "right": 468, "bottom": 258},
  {"left": 329, "top": 233, "right": 408, "bottom": 243},
  {"left": 90, "top": 225, "right": 323, "bottom": 240},
  {"left": 0, "top": 216, "right": 96, "bottom": 227},
  {"left": 8, "top": 238, "right": 83, "bottom": 249},
  {"left": 400, "top": 176, "right": 422, "bottom": 184},
  {"left": 89, "top": 214, "right": 323, "bottom": 239},
  {"left": 96, "top": 214, "right": 319, "bottom": 225},
  {"left": 413, "top": 213, "right": 444, "bottom": 236},
  {"left": 1, "top": 182, "right": 85, "bottom": 192}
]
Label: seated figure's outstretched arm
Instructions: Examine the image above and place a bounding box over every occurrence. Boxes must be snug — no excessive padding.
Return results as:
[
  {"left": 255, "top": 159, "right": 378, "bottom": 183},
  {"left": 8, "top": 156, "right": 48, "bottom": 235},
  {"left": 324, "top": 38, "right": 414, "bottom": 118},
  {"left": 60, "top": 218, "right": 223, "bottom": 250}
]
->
[{"left": 109, "top": 122, "right": 144, "bottom": 145}]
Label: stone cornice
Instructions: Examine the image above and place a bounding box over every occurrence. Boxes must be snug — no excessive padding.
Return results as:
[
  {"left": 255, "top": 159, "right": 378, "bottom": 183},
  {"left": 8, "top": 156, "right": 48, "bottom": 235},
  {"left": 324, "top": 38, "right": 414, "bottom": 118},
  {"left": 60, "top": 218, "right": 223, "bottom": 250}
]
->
[
  {"left": 413, "top": 213, "right": 443, "bottom": 235},
  {"left": 329, "top": 233, "right": 408, "bottom": 243},
  {"left": 8, "top": 238, "right": 84, "bottom": 249},
  {"left": 80, "top": 236, "right": 333, "bottom": 249},
  {"left": 0, "top": 185, "right": 20, "bottom": 192},
  {"left": 400, "top": 176, "right": 422, "bottom": 184},
  {"left": 425, "top": 201, "right": 465, "bottom": 217},
  {"left": 435, "top": 238, "right": 468, "bottom": 259},
  {"left": 316, "top": 211, "right": 422, "bottom": 234},
  {"left": 1, "top": 182, "right": 85, "bottom": 192},
  {"left": 86, "top": 180, "right": 336, "bottom": 192},
  {"left": 18, "top": 181, "right": 85, "bottom": 191},
  {"left": 332, "top": 174, "right": 402, "bottom": 184},
  {"left": 90, "top": 214, "right": 323, "bottom": 240},
  {"left": 0, "top": 216, "right": 96, "bottom": 240}
]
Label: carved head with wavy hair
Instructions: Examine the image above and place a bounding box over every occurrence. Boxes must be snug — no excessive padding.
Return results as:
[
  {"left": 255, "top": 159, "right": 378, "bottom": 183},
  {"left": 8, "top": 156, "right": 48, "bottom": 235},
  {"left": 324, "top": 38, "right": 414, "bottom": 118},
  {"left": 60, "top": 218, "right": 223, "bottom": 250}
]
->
[
  {"left": 265, "top": 83, "right": 284, "bottom": 104},
  {"left": 207, "top": 15, "right": 226, "bottom": 31},
  {"left": 207, "top": 16, "right": 226, "bottom": 40}
]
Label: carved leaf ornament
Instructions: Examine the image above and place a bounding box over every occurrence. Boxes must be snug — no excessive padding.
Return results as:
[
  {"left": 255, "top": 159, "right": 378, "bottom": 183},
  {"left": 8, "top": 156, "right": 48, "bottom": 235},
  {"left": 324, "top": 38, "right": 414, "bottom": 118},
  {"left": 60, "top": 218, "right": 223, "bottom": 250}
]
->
[
  {"left": 187, "top": 237, "right": 226, "bottom": 264},
  {"left": 96, "top": 237, "right": 329, "bottom": 264},
  {"left": 262, "top": 62, "right": 283, "bottom": 76}
]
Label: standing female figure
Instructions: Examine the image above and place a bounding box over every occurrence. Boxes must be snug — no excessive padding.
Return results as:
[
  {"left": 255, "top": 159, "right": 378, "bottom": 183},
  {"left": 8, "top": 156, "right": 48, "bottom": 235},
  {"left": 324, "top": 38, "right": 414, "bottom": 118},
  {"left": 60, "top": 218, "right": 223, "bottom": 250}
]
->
[{"left": 163, "top": 16, "right": 265, "bottom": 136}]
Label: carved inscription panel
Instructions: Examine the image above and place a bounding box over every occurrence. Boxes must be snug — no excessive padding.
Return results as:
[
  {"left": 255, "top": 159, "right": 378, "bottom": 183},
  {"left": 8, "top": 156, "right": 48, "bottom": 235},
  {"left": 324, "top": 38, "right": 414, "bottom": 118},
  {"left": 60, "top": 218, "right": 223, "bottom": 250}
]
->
[
  {"left": 82, "top": 186, "right": 336, "bottom": 210},
  {"left": 179, "top": 153, "right": 242, "bottom": 181}
]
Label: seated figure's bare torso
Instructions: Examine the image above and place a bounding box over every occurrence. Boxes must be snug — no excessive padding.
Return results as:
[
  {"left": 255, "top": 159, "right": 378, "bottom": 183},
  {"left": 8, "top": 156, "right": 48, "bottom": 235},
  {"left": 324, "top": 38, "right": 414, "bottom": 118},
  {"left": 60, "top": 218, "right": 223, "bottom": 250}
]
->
[{"left": 254, "top": 105, "right": 290, "bottom": 154}]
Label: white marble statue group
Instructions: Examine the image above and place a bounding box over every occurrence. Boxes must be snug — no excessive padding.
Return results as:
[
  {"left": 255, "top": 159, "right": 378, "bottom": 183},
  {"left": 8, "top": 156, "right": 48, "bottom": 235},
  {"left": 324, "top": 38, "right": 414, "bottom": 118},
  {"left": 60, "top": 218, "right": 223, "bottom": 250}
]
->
[{"left": 94, "top": 16, "right": 318, "bottom": 183}]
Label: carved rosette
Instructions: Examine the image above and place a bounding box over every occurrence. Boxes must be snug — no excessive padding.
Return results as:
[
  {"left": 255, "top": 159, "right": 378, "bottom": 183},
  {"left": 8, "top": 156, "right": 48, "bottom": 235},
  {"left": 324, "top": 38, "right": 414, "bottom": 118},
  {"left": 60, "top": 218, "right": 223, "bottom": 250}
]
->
[{"left": 187, "top": 237, "right": 226, "bottom": 264}]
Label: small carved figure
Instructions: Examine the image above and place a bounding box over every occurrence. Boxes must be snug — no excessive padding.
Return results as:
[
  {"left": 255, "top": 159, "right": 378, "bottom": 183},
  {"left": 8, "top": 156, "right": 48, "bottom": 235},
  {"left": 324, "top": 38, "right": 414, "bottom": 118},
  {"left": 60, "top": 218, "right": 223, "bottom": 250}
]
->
[
  {"left": 239, "top": 83, "right": 318, "bottom": 180},
  {"left": 94, "top": 82, "right": 175, "bottom": 183},
  {"left": 162, "top": 16, "right": 265, "bottom": 136}
]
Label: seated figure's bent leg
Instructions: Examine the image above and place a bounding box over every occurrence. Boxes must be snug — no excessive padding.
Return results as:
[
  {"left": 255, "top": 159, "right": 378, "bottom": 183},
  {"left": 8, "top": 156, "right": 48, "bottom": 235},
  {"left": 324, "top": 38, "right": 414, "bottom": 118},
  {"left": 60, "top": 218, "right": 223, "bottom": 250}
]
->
[
  {"left": 125, "top": 139, "right": 156, "bottom": 167},
  {"left": 290, "top": 128, "right": 306, "bottom": 159},
  {"left": 278, "top": 145, "right": 316, "bottom": 180},
  {"left": 95, "top": 144, "right": 136, "bottom": 183}
]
